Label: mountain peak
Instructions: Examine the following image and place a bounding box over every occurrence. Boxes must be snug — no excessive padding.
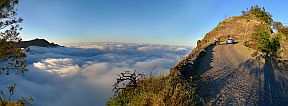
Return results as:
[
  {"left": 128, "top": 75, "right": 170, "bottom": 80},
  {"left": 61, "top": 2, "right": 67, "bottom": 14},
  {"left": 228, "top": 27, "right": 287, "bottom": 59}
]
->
[{"left": 15, "top": 38, "right": 62, "bottom": 48}]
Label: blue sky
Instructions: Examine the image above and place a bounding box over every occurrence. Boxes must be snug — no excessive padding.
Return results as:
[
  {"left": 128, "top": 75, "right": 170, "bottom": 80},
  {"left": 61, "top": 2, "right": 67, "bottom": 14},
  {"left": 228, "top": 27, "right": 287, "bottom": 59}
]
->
[{"left": 18, "top": 0, "right": 288, "bottom": 46}]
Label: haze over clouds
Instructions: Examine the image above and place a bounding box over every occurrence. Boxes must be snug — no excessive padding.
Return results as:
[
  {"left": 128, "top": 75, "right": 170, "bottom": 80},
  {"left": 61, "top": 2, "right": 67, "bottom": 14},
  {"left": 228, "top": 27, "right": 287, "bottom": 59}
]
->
[{"left": 0, "top": 42, "right": 191, "bottom": 106}]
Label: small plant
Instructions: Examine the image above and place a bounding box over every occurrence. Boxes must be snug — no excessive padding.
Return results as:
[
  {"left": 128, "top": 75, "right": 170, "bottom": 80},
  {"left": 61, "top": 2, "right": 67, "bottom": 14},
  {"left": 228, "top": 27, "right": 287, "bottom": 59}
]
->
[{"left": 0, "top": 83, "right": 34, "bottom": 106}]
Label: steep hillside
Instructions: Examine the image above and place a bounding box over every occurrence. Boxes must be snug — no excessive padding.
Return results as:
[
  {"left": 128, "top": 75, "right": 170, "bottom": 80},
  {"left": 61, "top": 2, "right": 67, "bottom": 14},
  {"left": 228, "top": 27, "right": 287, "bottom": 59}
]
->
[
  {"left": 174, "top": 13, "right": 272, "bottom": 79},
  {"left": 197, "top": 14, "right": 271, "bottom": 48}
]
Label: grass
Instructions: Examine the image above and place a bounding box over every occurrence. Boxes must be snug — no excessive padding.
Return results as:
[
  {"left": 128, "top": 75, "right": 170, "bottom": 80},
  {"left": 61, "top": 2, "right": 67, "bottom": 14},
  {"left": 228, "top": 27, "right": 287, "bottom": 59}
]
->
[
  {"left": 0, "top": 99, "right": 25, "bottom": 106},
  {"left": 108, "top": 74, "right": 200, "bottom": 106}
]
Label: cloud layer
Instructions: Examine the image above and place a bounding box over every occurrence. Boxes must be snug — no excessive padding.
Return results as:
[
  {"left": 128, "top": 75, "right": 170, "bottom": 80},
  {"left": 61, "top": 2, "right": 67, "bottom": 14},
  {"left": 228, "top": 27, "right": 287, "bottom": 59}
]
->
[{"left": 0, "top": 42, "right": 191, "bottom": 106}]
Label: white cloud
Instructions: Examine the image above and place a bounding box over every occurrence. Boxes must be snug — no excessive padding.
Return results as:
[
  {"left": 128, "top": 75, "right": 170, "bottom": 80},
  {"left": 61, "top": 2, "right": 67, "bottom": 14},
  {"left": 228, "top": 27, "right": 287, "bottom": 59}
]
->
[
  {"left": 33, "top": 58, "right": 80, "bottom": 76},
  {"left": 0, "top": 42, "right": 192, "bottom": 106}
]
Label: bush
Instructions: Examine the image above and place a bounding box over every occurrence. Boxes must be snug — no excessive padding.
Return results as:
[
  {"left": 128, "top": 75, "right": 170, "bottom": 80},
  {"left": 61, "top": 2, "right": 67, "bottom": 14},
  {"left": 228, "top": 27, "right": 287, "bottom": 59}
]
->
[
  {"left": 251, "top": 26, "right": 281, "bottom": 55},
  {"left": 270, "top": 34, "right": 281, "bottom": 55},
  {"left": 258, "top": 30, "right": 271, "bottom": 53}
]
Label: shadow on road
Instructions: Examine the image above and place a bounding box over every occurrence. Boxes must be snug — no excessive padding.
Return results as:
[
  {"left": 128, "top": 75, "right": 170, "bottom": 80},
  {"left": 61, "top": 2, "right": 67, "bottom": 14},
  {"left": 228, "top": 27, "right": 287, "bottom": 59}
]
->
[
  {"left": 259, "top": 56, "right": 288, "bottom": 105},
  {"left": 193, "top": 43, "right": 288, "bottom": 105},
  {"left": 195, "top": 44, "right": 215, "bottom": 75},
  {"left": 193, "top": 44, "right": 234, "bottom": 103}
]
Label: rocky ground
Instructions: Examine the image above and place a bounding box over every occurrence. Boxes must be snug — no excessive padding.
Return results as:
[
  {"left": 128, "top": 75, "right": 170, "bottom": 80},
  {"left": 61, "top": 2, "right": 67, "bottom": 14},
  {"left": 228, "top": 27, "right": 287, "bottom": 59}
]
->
[{"left": 195, "top": 42, "right": 288, "bottom": 105}]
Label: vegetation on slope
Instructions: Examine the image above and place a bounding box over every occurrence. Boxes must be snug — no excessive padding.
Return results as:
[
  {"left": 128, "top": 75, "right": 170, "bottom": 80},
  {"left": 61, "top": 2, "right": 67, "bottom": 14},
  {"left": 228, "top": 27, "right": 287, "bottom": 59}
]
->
[
  {"left": 244, "top": 6, "right": 283, "bottom": 56},
  {"left": 273, "top": 21, "right": 288, "bottom": 59},
  {"left": 108, "top": 74, "right": 200, "bottom": 105},
  {"left": 249, "top": 26, "right": 281, "bottom": 55},
  {"left": 244, "top": 5, "right": 273, "bottom": 25},
  {"left": 273, "top": 22, "right": 288, "bottom": 36}
]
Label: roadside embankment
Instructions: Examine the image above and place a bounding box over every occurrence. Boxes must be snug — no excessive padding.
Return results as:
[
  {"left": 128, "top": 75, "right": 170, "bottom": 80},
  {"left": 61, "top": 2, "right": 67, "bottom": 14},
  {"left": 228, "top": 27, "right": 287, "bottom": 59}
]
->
[{"left": 170, "top": 42, "right": 213, "bottom": 79}]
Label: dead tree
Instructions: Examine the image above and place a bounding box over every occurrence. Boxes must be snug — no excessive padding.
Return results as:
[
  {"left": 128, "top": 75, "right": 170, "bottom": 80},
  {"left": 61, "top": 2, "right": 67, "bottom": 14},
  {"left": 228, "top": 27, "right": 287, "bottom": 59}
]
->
[{"left": 112, "top": 71, "right": 144, "bottom": 97}]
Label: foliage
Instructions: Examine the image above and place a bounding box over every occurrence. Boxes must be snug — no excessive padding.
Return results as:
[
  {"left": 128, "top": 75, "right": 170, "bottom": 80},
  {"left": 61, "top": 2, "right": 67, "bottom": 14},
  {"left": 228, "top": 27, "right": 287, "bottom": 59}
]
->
[
  {"left": 0, "top": 0, "right": 33, "bottom": 105},
  {"left": 251, "top": 26, "right": 281, "bottom": 55},
  {"left": 0, "top": 83, "right": 34, "bottom": 106},
  {"left": 108, "top": 73, "right": 199, "bottom": 106},
  {"left": 258, "top": 30, "right": 271, "bottom": 53},
  {"left": 0, "top": 0, "right": 26, "bottom": 74},
  {"left": 247, "top": 5, "right": 273, "bottom": 25},
  {"left": 273, "top": 22, "right": 288, "bottom": 37},
  {"left": 270, "top": 33, "right": 282, "bottom": 55},
  {"left": 273, "top": 22, "right": 283, "bottom": 30},
  {"left": 248, "top": 24, "right": 269, "bottom": 49}
]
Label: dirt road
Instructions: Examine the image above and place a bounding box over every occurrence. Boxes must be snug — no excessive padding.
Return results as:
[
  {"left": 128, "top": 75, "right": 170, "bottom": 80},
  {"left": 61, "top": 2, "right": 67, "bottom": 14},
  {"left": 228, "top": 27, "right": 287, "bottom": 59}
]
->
[{"left": 195, "top": 43, "right": 288, "bottom": 105}]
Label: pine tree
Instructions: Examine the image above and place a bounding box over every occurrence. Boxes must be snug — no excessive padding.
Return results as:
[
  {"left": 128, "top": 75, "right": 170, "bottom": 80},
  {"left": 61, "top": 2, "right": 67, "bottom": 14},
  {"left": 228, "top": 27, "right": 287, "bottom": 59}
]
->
[
  {"left": 258, "top": 31, "right": 271, "bottom": 53},
  {"left": 248, "top": 5, "right": 273, "bottom": 25},
  {"left": 0, "top": 0, "right": 33, "bottom": 105},
  {"left": 0, "top": 0, "right": 27, "bottom": 74},
  {"left": 270, "top": 34, "right": 281, "bottom": 55}
]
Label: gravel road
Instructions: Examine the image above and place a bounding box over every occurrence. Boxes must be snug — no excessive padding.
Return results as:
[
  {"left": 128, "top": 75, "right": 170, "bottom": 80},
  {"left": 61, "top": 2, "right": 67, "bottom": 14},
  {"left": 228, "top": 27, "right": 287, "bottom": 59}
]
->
[{"left": 195, "top": 43, "right": 288, "bottom": 106}]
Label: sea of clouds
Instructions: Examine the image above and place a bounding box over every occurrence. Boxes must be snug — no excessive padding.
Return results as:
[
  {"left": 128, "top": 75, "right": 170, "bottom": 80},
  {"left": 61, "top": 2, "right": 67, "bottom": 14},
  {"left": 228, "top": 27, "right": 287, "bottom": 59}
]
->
[{"left": 0, "top": 42, "right": 192, "bottom": 106}]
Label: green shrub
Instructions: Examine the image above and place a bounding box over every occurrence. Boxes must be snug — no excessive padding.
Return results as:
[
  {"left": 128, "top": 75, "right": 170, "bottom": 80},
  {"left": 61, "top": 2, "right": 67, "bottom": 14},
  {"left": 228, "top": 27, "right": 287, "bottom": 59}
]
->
[
  {"left": 270, "top": 34, "right": 281, "bottom": 55},
  {"left": 251, "top": 26, "right": 281, "bottom": 55},
  {"left": 258, "top": 30, "right": 271, "bottom": 53}
]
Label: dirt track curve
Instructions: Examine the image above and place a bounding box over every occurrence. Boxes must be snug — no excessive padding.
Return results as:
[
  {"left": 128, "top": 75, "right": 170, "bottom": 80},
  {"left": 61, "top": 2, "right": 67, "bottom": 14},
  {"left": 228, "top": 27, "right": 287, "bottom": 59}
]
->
[{"left": 195, "top": 43, "right": 288, "bottom": 106}]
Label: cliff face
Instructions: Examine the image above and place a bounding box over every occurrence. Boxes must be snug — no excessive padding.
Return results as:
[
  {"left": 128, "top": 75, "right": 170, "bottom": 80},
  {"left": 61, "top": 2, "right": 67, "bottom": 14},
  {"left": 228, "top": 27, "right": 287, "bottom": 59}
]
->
[{"left": 15, "top": 38, "right": 61, "bottom": 48}]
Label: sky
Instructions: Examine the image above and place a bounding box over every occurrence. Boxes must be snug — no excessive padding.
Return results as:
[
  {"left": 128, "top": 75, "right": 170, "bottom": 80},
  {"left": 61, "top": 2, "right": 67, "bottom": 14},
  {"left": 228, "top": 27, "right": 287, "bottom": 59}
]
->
[{"left": 17, "top": 0, "right": 288, "bottom": 46}]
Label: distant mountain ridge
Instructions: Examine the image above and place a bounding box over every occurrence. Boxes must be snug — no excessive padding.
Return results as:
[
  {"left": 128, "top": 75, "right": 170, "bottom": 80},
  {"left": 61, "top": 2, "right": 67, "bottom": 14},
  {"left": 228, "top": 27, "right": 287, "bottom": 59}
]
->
[{"left": 15, "top": 38, "right": 62, "bottom": 48}]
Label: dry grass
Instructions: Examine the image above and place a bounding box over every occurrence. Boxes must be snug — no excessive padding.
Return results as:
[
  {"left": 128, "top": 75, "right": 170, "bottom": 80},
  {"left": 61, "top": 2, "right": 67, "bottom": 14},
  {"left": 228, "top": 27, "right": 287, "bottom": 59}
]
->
[{"left": 108, "top": 75, "right": 200, "bottom": 106}]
